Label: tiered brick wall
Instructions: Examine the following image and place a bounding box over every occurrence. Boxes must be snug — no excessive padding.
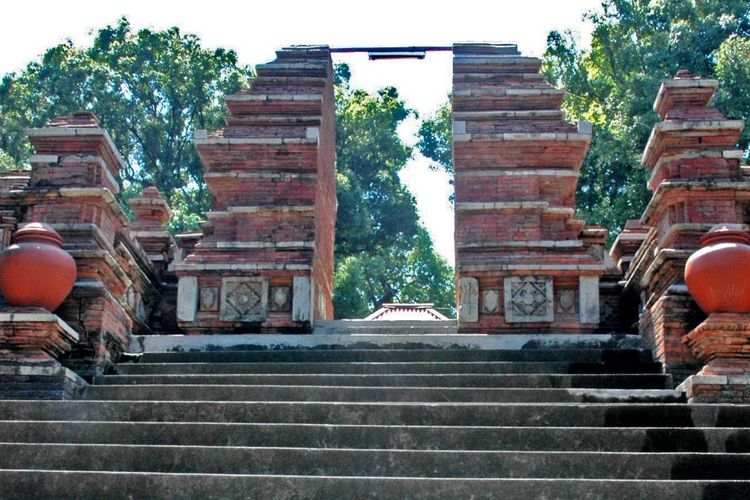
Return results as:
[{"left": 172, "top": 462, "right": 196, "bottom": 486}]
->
[
  {"left": 622, "top": 71, "right": 748, "bottom": 381},
  {"left": 452, "top": 43, "right": 606, "bottom": 333},
  {"left": 16, "top": 112, "right": 163, "bottom": 377},
  {"left": 175, "top": 46, "right": 336, "bottom": 333}
]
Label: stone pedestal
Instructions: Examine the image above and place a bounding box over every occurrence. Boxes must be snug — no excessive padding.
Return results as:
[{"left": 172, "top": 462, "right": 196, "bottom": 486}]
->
[
  {"left": 451, "top": 43, "right": 605, "bottom": 333},
  {"left": 679, "top": 313, "right": 750, "bottom": 403},
  {"left": 0, "top": 309, "right": 87, "bottom": 399},
  {"left": 175, "top": 46, "right": 336, "bottom": 333}
]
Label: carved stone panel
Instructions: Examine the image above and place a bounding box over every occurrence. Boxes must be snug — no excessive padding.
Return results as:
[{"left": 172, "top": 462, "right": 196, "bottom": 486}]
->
[
  {"left": 504, "top": 276, "right": 553, "bottom": 323},
  {"left": 200, "top": 287, "right": 219, "bottom": 312},
  {"left": 555, "top": 289, "right": 577, "bottom": 315},
  {"left": 482, "top": 289, "right": 500, "bottom": 314},
  {"left": 458, "top": 277, "right": 479, "bottom": 322},
  {"left": 270, "top": 286, "right": 292, "bottom": 312},
  {"left": 219, "top": 277, "right": 268, "bottom": 322}
]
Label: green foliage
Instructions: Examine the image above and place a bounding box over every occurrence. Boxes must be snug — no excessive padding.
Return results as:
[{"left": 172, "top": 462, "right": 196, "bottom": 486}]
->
[
  {"left": 417, "top": 101, "right": 453, "bottom": 173},
  {"left": 0, "top": 17, "right": 252, "bottom": 230},
  {"left": 715, "top": 35, "right": 750, "bottom": 152},
  {"left": 333, "top": 64, "right": 455, "bottom": 318},
  {"left": 333, "top": 228, "right": 456, "bottom": 319},
  {"left": 543, "top": 0, "right": 750, "bottom": 241}
]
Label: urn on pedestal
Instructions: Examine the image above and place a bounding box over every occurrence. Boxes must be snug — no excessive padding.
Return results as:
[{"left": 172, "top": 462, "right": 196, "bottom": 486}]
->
[
  {"left": 684, "top": 224, "right": 750, "bottom": 315},
  {"left": 0, "top": 223, "right": 77, "bottom": 311}
]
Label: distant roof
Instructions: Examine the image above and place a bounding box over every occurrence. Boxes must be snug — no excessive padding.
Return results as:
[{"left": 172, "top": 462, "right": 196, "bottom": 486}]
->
[{"left": 364, "top": 303, "right": 449, "bottom": 321}]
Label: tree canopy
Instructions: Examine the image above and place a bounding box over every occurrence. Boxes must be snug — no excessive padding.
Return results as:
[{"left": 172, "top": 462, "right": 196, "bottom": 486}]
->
[
  {"left": 333, "top": 67, "right": 455, "bottom": 318},
  {"left": 543, "top": 0, "right": 750, "bottom": 240},
  {"left": 0, "top": 17, "right": 251, "bottom": 231}
]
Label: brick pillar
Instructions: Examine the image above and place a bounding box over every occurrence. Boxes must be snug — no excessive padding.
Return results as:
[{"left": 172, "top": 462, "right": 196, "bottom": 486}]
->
[
  {"left": 128, "top": 186, "right": 174, "bottom": 276},
  {"left": 21, "top": 112, "right": 162, "bottom": 377},
  {"left": 621, "top": 71, "right": 747, "bottom": 381},
  {"left": 128, "top": 186, "right": 175, "bottom": 334},
  {"left": 175, "top": 46, "right": 336, "bottom": 333},
  {"left": 452, "top": 43, "right": 605, "bottom": 333}
]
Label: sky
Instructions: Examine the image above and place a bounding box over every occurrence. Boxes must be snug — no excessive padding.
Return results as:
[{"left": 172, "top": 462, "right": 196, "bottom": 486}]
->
[{"left": 0, "top": 0, "right": 601, "bottom": 265}]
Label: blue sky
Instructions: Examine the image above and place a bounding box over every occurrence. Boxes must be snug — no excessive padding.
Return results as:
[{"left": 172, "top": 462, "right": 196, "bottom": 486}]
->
[{"left": 0, "top": 0, "right": 601, "bottom": 264}]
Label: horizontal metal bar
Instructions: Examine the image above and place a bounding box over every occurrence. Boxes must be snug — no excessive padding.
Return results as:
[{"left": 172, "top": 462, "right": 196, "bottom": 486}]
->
[{"left": 330, "top": 46, "right": 453, "bottom": 54}]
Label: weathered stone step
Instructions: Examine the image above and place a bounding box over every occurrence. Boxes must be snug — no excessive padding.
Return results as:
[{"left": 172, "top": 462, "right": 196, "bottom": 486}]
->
[
  {"left": 0, "top": 401, "right": 742, "bottom": 427},
  {"left": 1, "top": 471, "right": 747, "bottom": 500},
  {"left": 83, "top": 384, "right": 684, "bottom": 403},
  {"left": 139, "top": 348, "right": 654, "bottom": 364},
  {"left": 94, "top": 373, "right": 671, "bottom": 389},
  {"left": 115, "top": 360, "right": 664, "bottom": 375},
  {"left": 3, "top": 421, "right": 748, "bottom": 452},
  {"left": 1, "top": 443, "right": 749, "bottom": 479}
]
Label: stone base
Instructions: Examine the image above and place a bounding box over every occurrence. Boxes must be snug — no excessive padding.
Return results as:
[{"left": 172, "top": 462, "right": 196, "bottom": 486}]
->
[
  {"left": 684, "top": 313, "right": 750, "bottom": 364},
  {"left": 0, "top": 308, "right": 80, "bottom": 362},
  {"left": 0, "top": 364, "right": 87, "bottom": 400},
  {"left": 0, "top": 308, "right": 87, "bottom": 399},
  {"left": 678, "top": 373, "right": 750, "bottom": 404},
  {"left": 679, "top": 312, "right": 750, "bottom": 402}
]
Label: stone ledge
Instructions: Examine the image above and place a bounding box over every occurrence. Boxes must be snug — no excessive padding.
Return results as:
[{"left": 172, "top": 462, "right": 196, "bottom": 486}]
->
[
  {"left": 194, "top": 137, "right": 318, "bottom": 146},
  {"left": 457, "top": 264, "right": 606, "bottom": 272},
  {"left": 454, "top": 132, "right": 591, "bottom": 142},
  {"left": 0, "top": 310, "right": 79, "bottom": 342},
  {"left": 455, "top": 169, "right": 578, "bottom": 178},
  {"left": 173, "top": 263, "right": 312, "bottom": 272},
  {"left": 678, "top": 372, "right": 750, "bottom": 404},
  {"left": 453, "top": 88, "right": 564, "bottom": 97},
  {"left": 453, "top": 56, "right": 540, "bottom": 65},
  {"left": 453, "top": 110, "right": 563, "bottom": 120},
  {"left": 205, "top": 172, "right": 317, "bottom": 180},
  {"left": 641, "top": 180, "right": 750, "bottom": 225},
  {"left": 642, "top": 120, "right": 745, "bottom": 169},
  {"left": 204, "top": 241, "right": 315, "bottom": 249},
  {"left": 26, "top": 126, "right": 127, "bottom": 172},
  {"left": 456, "top": 240, "right": 584, "bottom": 249},
  {"left": 224, "top": 93, "right": 323, "bottom": 102}
]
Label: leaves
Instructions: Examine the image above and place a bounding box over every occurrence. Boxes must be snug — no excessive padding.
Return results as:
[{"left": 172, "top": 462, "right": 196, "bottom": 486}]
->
[
  {"left": 0, "top": 17, "right": 252, "bottom": 229},
  {"left": 333, "top": 64, "right": 455, "bottom": 318}
]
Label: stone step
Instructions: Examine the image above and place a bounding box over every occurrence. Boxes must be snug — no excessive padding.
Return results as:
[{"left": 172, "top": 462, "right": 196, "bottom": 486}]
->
[
  {"left": 94, "top": 373, "right": 671, "bottom": 389},
  {"left": 3, "top": 421, "right": 748, "bottom": 452},
  {"left": 115, "top": 360, "right": 665, "bottom": 375},
  {"left": 0, "top": 443, "right": 748, "bottom": 479},
  {"left": 0, "top": 401, "right": 740, "bottom": 426},
  {"left": 138, "top": 348, "right": 654, "bottom": 364},
  {"left": 1, "top": 471, "right": 747, "bottom": 500},
  {"left": 83, "top": 385, "right": 684, "bottom": 403},
  {"left": 131, "top": 331, "right": 642, "bottom": 352}
]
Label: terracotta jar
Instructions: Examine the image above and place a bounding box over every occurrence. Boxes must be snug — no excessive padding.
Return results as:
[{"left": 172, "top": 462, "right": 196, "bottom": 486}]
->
[
  {"left": 0, "top": 223, "right": 77, "bottom": 310},
  {"left": 684, "top": 225, "right": 750, "bottom": 314}
]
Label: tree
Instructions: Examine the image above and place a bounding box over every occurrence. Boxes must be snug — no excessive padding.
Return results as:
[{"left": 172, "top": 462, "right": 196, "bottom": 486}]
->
[
  {"left": 0, "top": 17, "right": 251, "bottom": 231},
  {"left": 543, "top": 0, "right": 750, "bottom": 240},
  {"left": 333, "top": 66, "right": 455, "bottom": 318}
]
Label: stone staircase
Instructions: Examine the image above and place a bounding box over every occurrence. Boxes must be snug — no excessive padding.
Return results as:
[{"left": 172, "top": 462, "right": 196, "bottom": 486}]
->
[{"left": 0, "top": 333, "right": 749, "bottom": 498}]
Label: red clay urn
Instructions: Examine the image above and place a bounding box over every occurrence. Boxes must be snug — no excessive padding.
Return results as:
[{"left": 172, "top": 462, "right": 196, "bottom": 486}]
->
[
  {"left": 684, "top": 224, "right": 750, "bottom": 314},
  {"left": 0, "top": 223, "right": 77, "bottom": 310}
]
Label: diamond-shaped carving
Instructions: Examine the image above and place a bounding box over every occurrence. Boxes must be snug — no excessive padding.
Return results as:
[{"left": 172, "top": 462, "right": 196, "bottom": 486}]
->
[
  {"left": 270, "top": 286, "right": 291, "bottom": 312},
  {"left": 220, "top": 278, "right": 268, "bottom": 322},
  {"left": 504, "top": 276, "right": 553, "bottom": 323}
]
